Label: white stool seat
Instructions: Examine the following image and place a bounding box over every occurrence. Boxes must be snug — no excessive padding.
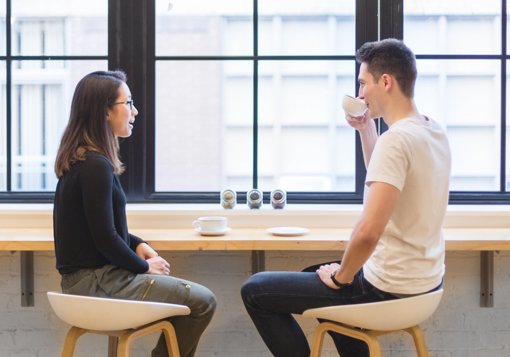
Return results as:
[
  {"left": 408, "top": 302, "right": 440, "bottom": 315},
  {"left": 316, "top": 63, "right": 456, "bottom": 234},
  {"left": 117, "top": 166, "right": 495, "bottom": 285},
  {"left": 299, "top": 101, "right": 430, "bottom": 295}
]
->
[
  {"left": 303, "top": 289, "right": 443, "bottom": 331},
  {"left": 47, "top": 291, "right": 191, "bottom": 357},
  {"left": 48, "top": 291, "right": 190, "bottom": 331},
  {"left": 302, "top": 289, "right": 444, "bottom": 357}
]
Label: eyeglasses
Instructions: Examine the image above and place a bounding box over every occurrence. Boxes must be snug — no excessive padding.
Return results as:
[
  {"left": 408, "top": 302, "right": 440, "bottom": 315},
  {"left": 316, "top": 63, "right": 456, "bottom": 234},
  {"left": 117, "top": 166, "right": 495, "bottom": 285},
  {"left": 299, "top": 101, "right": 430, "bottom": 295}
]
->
[{"left": 113, "top": 99, "right": 134, "bottom": 110}]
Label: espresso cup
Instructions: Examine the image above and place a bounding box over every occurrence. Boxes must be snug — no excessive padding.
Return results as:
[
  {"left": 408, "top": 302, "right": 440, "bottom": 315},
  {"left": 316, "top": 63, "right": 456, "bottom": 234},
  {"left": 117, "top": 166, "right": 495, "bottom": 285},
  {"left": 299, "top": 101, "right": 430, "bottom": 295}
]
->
[
  {"left": 192, "top": 216, "right": 228, "bottom": 232},
  {"left": 342, "top": 94, "right": 367, "bottom": 117}
]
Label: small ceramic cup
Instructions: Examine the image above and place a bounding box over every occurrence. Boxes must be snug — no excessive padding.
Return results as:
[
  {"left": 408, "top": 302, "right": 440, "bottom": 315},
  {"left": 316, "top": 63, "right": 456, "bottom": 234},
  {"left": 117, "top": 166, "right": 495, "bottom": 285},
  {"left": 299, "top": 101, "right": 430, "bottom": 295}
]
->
[
  {"left": 192, "top": 216, "right": 228, "bottom": 232},
  {"left": 342, "top": 94, "right": 367, "bottom": 117}
]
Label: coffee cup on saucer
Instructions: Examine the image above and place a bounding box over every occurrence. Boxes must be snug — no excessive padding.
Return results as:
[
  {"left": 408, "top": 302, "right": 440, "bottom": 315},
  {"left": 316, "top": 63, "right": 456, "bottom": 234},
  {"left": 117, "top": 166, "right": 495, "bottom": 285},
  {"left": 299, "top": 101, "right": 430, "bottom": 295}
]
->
[
  {"left": 342, "top": 94, "right": 367, "bottom": 117},
  {"left": 192, "top": 216, "right": 230, "bottom": 236}
]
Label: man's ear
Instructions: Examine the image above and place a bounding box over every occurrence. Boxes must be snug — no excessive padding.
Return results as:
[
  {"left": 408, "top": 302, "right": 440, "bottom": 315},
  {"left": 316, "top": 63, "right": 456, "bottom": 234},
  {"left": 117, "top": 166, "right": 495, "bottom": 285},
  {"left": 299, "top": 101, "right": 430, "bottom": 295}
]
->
[
  {"left": 380, "top": 73, "right": 394, "bottom": 92},
  {"left": 381, "top": 73, "right": 393, "bottom": 89}
]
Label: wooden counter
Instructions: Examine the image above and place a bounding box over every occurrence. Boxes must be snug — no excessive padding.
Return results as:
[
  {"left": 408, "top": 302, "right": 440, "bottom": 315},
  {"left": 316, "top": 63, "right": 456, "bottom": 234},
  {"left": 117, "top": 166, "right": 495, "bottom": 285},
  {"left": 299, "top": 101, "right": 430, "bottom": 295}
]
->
[{"left": 1, "top": 227, "right": 509, "bottom": 251}]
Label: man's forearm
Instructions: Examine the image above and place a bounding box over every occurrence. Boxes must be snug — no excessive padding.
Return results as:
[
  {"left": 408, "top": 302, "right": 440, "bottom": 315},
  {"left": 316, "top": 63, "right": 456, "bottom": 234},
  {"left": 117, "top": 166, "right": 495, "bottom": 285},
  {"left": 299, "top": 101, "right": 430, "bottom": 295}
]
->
[
  {"left": 359, "top": 120, "right": 378, "bottom": 168},
  {"left": 336, "top": 222, "right": 380, "bottom": 283}
]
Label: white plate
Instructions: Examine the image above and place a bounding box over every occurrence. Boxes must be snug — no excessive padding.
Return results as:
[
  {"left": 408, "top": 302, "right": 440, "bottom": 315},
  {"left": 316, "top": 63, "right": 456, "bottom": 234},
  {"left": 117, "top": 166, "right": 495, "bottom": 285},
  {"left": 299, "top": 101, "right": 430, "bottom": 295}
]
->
[
  {"left": 266, "top": 226, "right": 309, "bottom": 237},
  {"left": 195, "top": 227, "right": 231, "bottom": 236}
]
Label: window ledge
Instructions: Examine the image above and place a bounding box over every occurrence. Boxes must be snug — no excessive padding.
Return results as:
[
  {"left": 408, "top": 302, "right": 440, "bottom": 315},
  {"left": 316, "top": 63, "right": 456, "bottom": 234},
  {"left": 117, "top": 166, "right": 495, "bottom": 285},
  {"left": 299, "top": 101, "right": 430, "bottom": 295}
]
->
[{"left": 0, "top": 203, "right": 509, "bottom": 229}]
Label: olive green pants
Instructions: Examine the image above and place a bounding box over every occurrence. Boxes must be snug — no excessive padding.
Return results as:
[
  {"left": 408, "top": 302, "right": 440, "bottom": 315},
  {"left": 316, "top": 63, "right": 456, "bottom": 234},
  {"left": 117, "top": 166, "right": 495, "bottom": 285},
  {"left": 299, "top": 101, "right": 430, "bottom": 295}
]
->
[{"left": 61, "top": 265, "right": 216, "bottom": 357}]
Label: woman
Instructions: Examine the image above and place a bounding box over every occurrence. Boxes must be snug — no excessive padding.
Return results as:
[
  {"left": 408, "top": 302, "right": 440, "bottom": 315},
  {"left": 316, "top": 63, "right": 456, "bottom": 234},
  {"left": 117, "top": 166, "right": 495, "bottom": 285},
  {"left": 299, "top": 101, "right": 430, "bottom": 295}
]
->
[{"left": 53, "top": 70, "right": 216, "bottom": 357}]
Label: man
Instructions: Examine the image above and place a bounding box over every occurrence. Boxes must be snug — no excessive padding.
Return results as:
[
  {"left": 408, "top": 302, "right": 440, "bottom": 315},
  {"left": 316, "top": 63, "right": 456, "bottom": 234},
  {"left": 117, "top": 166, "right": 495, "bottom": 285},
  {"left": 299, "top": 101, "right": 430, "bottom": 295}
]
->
[{"left": 240, "top": 38, "right": 451, "bottom": 357}]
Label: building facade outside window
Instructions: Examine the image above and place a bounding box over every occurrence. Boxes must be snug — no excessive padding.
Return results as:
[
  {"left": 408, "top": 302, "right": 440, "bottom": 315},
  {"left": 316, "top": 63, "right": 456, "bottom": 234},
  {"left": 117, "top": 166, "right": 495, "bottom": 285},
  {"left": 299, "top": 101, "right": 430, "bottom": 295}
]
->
[{"left": 0, "top": 0, "right": 107, "bottom": 194}]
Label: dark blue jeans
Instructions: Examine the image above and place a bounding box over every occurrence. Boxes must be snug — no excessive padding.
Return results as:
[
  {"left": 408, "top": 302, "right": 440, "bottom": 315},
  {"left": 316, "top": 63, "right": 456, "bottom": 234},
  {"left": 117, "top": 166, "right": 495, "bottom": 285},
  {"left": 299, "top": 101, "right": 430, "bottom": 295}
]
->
[{"left": 241, "top": 268, "right": 399, "bottom": 357}]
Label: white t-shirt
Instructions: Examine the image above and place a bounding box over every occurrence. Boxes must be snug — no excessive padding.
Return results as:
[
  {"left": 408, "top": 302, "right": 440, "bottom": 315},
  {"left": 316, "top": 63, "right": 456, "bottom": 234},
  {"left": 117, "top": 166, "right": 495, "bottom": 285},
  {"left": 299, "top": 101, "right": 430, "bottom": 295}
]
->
[{"left": 363, "top": 117, "right": 451, "bottom": 294}]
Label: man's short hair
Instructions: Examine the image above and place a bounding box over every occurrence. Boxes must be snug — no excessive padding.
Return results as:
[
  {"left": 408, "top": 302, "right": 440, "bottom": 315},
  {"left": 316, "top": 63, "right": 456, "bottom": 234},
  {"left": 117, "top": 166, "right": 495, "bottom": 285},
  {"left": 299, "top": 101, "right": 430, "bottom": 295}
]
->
[{"left": 355, "top": 38, "right": 417, "bottom": 98}]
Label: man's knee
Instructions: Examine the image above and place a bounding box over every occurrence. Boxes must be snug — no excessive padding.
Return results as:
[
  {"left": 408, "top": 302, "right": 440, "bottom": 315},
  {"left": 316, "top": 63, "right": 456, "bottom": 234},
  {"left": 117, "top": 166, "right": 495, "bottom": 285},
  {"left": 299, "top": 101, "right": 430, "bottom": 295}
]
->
[{"left": 240, "top": 272, "right": 267, "bottom": 305}]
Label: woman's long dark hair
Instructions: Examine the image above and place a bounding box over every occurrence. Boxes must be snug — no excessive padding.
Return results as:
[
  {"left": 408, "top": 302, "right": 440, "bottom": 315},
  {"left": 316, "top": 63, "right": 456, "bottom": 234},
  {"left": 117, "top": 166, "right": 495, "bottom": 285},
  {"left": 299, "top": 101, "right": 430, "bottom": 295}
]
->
[{"left": 54, "top": 70, "right": 127, "bottom": 177}]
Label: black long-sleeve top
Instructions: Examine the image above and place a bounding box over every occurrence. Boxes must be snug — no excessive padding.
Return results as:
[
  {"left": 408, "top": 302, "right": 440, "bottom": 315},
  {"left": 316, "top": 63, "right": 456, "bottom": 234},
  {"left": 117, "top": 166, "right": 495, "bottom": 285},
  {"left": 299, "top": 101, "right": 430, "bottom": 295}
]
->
[{"left": 53, "top": 152, "right": 149, "bottom": 275}]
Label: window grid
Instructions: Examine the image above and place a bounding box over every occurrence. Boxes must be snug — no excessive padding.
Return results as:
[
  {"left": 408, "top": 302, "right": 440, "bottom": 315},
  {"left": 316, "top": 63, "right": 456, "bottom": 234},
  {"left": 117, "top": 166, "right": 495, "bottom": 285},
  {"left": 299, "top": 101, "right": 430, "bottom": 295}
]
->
[{"left": 2, "top": 0, "right": 510, "bottom": 204}]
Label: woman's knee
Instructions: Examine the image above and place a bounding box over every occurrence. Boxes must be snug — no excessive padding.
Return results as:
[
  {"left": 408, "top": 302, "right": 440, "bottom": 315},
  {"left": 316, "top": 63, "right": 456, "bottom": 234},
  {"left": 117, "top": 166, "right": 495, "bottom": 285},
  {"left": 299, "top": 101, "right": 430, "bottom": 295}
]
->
[{"left": 188, "top": 282, "right": 217, "bottom": 318}]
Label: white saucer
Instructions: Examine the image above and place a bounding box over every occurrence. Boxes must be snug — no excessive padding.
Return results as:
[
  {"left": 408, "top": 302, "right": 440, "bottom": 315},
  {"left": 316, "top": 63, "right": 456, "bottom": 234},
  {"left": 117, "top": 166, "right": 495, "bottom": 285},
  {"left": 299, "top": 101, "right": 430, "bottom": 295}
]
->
[
  {"left": 266, "top": 226, "right": 309, "bottom": 237},
  {"left": 195, "top": 227, "right": 231, "bottom": 236}
]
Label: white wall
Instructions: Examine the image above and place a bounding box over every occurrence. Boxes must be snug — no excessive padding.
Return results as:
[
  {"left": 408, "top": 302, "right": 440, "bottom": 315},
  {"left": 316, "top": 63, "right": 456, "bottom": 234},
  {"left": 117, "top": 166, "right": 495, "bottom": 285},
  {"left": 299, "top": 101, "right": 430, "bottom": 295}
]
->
[{"left": 0, "top": 250, "right": 509, "bottom": 357}]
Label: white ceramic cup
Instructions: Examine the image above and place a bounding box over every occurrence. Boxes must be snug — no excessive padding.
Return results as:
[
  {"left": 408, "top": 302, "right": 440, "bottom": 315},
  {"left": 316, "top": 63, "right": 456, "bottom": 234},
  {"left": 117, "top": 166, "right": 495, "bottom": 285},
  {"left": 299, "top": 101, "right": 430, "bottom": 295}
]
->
[
  {"left": 342, "top": 94, "right": 367, "bottom": 117},
  {"left": 192, "top": 216, "right": 228, "bottom": 232}
]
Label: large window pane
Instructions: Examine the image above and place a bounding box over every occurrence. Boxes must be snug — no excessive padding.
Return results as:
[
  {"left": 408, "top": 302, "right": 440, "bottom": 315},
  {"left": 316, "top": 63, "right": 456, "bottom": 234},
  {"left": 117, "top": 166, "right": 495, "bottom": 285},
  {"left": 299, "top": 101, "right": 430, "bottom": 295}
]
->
[
  {"left": 156, "top": 0, "right": 252, "bottom": 56},
  {"left": 406, "top": 1, "right": 503, "bottom": 194},
  {"left": 415, "top": 59, "right": 501, "bottom": 191},
  {"left": 12, "top": 0, "right": 107, "bottom": 56},
  {"left": 258, "top": 60, "right": 356, "bottom": 192},
  {"left": 258, "top": 1, "right": 356, "bottom": 56},
  {"left": 404, "top": 0, "right": 501, "bottom": 55},
  {"left": 9, "top": 60, "right": 107, "bottom": 191},
  {"left": 155, "top": 60, "right": 253, "bottom": 191}
]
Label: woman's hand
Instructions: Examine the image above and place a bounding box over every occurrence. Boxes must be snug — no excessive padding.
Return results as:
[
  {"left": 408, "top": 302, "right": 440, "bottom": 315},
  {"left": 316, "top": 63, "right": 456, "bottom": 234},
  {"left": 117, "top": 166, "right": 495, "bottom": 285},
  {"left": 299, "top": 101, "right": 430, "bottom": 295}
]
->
[
  {"left": 136, "top": 242, "right": 158, "bottom": 260},
  {"left": 146, "top": 256, "right": 171, "bottom": 275}
]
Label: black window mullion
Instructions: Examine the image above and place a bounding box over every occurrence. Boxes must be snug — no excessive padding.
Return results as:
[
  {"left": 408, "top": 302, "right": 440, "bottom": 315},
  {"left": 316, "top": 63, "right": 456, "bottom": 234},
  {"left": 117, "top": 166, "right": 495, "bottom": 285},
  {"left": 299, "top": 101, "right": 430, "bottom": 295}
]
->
[
  {"left": 42, "top": 84, "right": 47, "bottom": 189},
  {"left": 253, "top": 0, "right": 259, "bottom": 190},
  {"left": 253, "top": 59, "right": 259, "bottom": 190},
  {"left": 6, "top": 0, "right": 11, "bottom": 191},
  {"left": 354, "top": 0, "right": 379, "bottom": 197},
  {"left": 500, "top": 0, "right": 507, "bottom": 192},
  {"left": 379, "top": 0, "right": 403, "bottom": 40},
  {"left": 109, "top": 0, "right": 154, "bottom": 201},
  {"left": 378, "top": 0, "right": 403, "bottom": 139}
]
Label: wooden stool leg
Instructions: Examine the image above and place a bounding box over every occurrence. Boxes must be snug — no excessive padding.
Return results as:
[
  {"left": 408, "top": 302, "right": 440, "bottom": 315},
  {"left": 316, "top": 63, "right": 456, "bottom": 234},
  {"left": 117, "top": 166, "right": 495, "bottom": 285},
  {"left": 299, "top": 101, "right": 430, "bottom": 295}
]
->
[
  {"left": 116, "top": 333, "right": 131, "bottom": 357},
  {"left": 161, "top": 322, "right": 180, "bottom": 357},
  {"left": 309, "top": 322, "right": 383, "bottom": 357},
  {"left": 309, "top": 322, "right": 331, "bottom": 357},
  {"left": 405, "top": 325, "right": 429, "bottom": 357},
  {"left": 108, "top": 336, "right": 119, "bottom": 357},
  {"left": 61, "top": 326, "right": 87, "bottom": 357},
  {"left": 117, "top": 320, "right": 180, "bottom": 357},
  {"left": 363, "top": 333, "right": 383, "bottom": 357}
]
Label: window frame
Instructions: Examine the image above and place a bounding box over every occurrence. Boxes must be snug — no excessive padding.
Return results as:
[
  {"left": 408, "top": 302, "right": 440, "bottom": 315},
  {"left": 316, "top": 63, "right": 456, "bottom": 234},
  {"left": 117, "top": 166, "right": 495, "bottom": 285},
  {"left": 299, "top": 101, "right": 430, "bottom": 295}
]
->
[{"left": 1, "top": 0, "right": 510, "bottom": 204}]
